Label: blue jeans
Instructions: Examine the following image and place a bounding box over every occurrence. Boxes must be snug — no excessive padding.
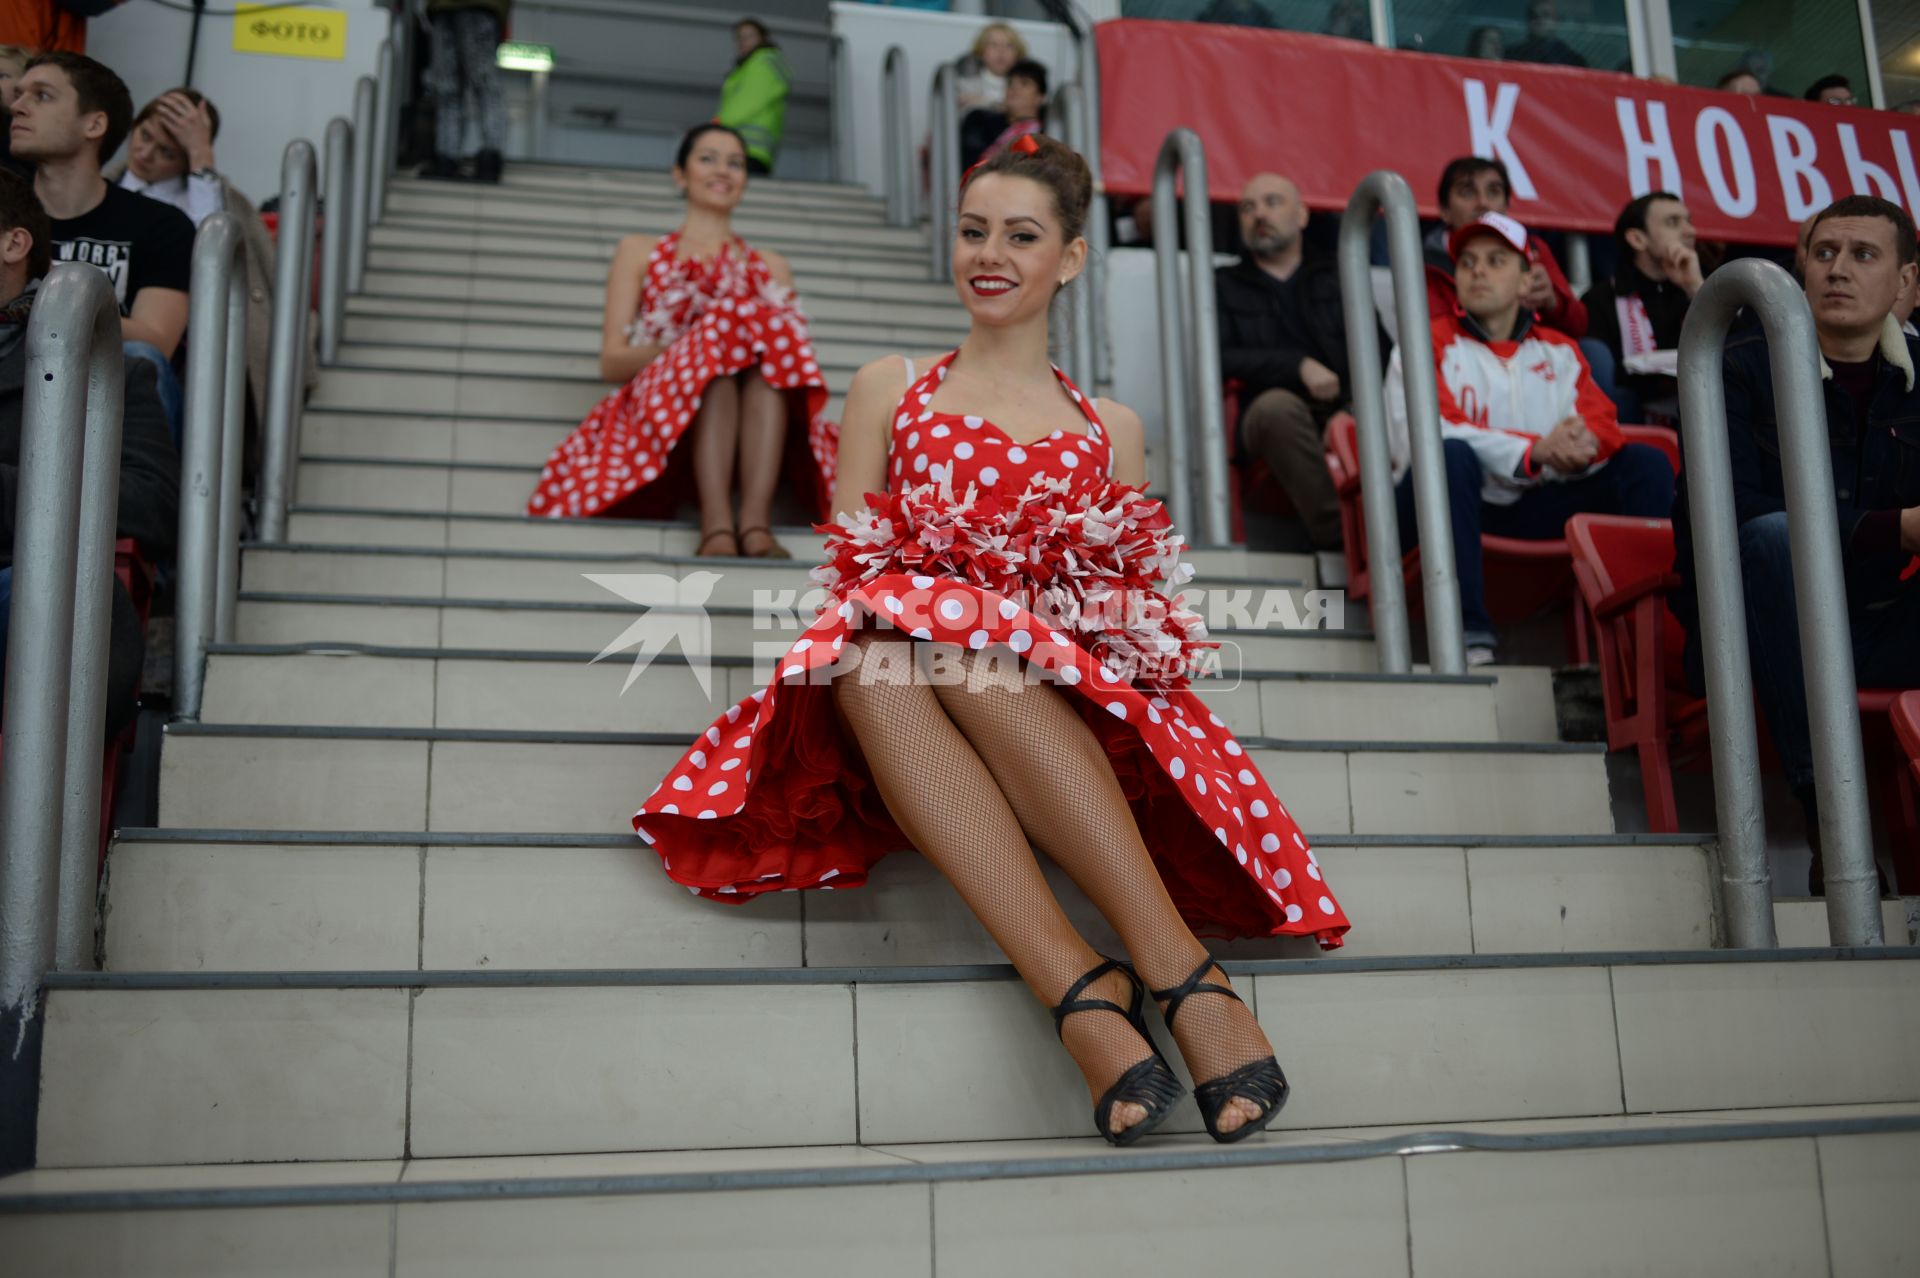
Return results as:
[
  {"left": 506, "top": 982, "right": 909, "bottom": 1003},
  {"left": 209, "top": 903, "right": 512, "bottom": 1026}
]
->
[
  {"left": 1578, "top": 337, "right": 1644, "bottom": 424},
  {"left": 1740, "top": 511, "right": 1920, "bottom": 792},
  {"left": 1396, "top": 438, "right": 1676, "bottom": 646},
  {"left": 124, "top": 340, "right": 183, "bottom": 448}
]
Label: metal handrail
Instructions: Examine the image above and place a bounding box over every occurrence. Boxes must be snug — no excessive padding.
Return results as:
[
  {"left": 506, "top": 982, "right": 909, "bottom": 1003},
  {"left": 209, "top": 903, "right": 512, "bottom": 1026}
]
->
[
  {"left": 1337, "top": 170, "right": 1465, "bottom": 675},
  {"left": 370, "top": 35, "right": 397, "bottom": 219},
  {"left": 1050, "top": 81, "right": 1095, "bottom": 393},
  {"left": 260, "top": 139, "right": 319, "bottom": 542},
  {"left": 0, "top": 265, "right": 126, "bottom": 1165},
  {"left": 828, "top": 34, "right": 846, "bottom": 186},
  {"left": 174, "top": 215, "right": 250, "bottom": 721},
  {"left": 881, "top": 47, "right": 912, "bottom": 229},
  {"left": 927, "top": 62, "right": 958, "bottom": 282},
  {"left": 1070, "top": 18, "right": 1112, "bottom": 387},
  {"left": 319, "top": 116, "right": 353, "bottom": 365},
  {"left": 1150, "top": 128, "right": 1229, "bottom": 547},
  {"left": 349, "top": 76, "right": 377, "bottom": 293},
  {"left": 1676, "top": 259, "right": 1879, "bottom": 948}
]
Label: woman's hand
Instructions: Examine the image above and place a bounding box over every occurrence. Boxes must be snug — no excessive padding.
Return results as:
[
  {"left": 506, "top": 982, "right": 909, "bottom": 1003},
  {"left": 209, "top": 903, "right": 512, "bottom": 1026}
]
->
[{"left": 153, "top": 92, "right": 216, "bottom": 172}]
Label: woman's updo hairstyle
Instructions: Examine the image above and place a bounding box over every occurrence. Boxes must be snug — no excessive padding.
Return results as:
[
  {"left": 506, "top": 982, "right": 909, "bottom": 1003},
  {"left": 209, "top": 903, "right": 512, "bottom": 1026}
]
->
[
  {"left": 959, "top": 134, "right": 1093, "bottom": 244},
  {"left": 674, "top": 121, "right": 748, "bottom": 172}
]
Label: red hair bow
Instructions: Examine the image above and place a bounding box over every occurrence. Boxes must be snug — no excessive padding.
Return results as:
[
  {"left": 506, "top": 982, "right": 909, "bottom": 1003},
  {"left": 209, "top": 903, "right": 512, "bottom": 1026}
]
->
[{"left": 963, "top": 131, "right": 1043, "bottom": 186}]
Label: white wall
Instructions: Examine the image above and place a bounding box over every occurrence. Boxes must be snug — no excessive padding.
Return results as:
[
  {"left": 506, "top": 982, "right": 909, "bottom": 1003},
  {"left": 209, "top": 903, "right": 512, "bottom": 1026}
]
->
[
  {"left": 828, "top": 1, "right": 1075, "bottom": 199},
  {"left": 84, "top": 0, "right": 395, "bottom": 203}
]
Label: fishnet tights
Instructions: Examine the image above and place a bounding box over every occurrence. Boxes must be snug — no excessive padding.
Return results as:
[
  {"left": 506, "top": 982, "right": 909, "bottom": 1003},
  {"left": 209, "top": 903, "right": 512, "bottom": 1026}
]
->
[{"left": 831, "top": 632, "right": 1275, "bottom": 1132}]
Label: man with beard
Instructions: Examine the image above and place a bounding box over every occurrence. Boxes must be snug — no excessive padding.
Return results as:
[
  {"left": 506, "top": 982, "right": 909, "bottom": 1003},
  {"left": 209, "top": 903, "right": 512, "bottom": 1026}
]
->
[{"left": 1215, "top": 172, "right": 1373, "bottom": 550}]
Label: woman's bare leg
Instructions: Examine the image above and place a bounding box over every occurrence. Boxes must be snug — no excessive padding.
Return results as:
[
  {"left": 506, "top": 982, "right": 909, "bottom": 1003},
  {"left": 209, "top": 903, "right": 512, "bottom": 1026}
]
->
[
  {"left": 928, "top": 646, "right": 1276, "bottom": 1135},
  {"left": 831, "top": 632, "right": 1156, "bottom": 1134},
  {"left": 735, "top": 371, "right": 787, "bottom": 554},
  {"left": 689, "top": 375, "right": 742, "bottom": 555}
]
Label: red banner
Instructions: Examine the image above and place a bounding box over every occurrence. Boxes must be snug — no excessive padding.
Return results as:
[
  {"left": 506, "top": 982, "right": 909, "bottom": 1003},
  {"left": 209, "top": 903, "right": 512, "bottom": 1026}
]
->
[{"left": 1096, "top": 20, "right": 1920, "bottom": 247}]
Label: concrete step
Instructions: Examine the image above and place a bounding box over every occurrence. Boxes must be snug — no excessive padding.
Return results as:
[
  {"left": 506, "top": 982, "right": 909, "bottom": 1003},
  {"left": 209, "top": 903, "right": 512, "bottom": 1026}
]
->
[
  {"left": 154, "top": 725, "right": 1612, "bottom": 837},
  {"left": 343, "top": 293, "right": 969, "bottom": 347},
  {"left": 327, "top": 337, "right": 910, "bottom": 385},
  {"left": 232, "top": 593, "right": 1388, "bottom": 674},
  {"left": 358, "top": 267, "right": 960, "bottom": 317},
  {"left": 236, "top": 542, "right": 1314, "bottom": 610},
  {"left": 380, "top": 190, "right": 898, "bottom": 239},
  {"left": 389, "top": 170, "right": 890, "bottom": 215},
  {"left": 195, "top": 648, "right": 1508, "bottom": 743},
  {"left": 29, "top": 952, "right": 1920, "bottom": 1166},
  {"left": 367, "top": 242, "right": 929, "bottom": 287},
  {"left": 278, "top": 507, "right": 1318, "bottom": 583},
  {"left": 372, "top": 216, "right": 927, "bottom": 263},
  {"left": 308, "top": 366, "right": 609, "bottom": 421},
  {"left": 9, "top": 1108, "right": 1916, "bottom": 1275},
  {"left": 102, "top": 830, "right": 1718, "bottom": 972},
  {"left": 339, "top": 312, "right": 969, "bottom": 358}
]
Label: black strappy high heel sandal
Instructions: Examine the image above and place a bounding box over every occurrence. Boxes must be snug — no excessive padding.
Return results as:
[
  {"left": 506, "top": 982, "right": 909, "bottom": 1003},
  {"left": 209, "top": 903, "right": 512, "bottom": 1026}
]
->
[
  {"left": 1151, "top": 956, "right": 1290, "bottom": 1144},
  {"left": 1051, "top": 957, "right": 1185, "bottom": 1147}
]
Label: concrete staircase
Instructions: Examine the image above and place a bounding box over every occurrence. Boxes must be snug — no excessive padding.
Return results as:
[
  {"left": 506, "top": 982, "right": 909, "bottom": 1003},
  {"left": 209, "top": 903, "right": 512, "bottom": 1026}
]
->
[{"left": 3, "top": 163, "right": 1919, "bottom": 1276}]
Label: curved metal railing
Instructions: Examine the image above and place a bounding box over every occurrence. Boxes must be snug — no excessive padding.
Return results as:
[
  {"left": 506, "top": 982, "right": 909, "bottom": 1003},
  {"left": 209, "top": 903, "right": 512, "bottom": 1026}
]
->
[
  {"left": 318, "top": 116, "right": 354, "bottom": 365},
  {"left": 1150, "top": 128, "right": 1229, "bottom": 546},
  {"left": 927, "top": 62, "right": 958, "bottom": 283},
  {"left": 882, "top": 47, "right": 912, "bottom": 229},
  {"left": 260, "top": 139, "right": 319, "bottom": 542}
]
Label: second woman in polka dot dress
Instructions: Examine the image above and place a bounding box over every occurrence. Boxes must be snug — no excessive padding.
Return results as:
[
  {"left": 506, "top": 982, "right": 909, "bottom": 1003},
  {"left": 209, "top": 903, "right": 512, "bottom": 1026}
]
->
[
  {"left": 636, "top": 135, "right": 1346, "bottom": 1146},
  {"left": 526, "top": 123, "right": 834, "bottom": 557}
]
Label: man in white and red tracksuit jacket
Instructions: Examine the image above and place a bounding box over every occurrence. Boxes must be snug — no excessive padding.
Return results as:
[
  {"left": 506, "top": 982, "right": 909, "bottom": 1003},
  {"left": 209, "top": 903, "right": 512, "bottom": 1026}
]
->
[{"left": 1386, "top": 210, "right": 1675, "bottom": 663}]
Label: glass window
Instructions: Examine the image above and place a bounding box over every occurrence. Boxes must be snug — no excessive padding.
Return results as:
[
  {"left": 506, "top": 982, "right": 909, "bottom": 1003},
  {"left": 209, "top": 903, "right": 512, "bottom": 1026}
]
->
[
  {"left": 1386, "top": 0, "right": 1631, "bottom": 71},
  {"left": 1119, "top": 0, "right": 1374, "bottom": 43},
  {"left": 1878, "top": 6, "right": 1920, "bottom": 112},
  {"left": 1669, "top": 0, "right": 1867, "bottom": 100}
]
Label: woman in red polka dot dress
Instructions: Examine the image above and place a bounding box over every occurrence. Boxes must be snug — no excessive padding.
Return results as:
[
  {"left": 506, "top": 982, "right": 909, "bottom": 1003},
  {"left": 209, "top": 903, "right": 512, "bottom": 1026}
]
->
[
  {"left": 636, "top": 136, "right": 1347, "bottom": 1147},
  {"left": 526, "top": 124, "right": 834, "bottom": 557}
]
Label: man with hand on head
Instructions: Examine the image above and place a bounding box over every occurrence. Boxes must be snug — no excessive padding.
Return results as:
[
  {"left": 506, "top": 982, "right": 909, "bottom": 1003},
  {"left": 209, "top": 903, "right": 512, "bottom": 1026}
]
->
[
  {"left": 1583, "top": 191, "right": 1704, "bottom": 423},
  {"left": 9, "top": 52, "right": 191, "bottom": 438},
  {"left": 1387, "top": 211, "right": 1674, "bottom": 666},
  {"left": 1671, "top": 196, "right": 1920, "bottom": 895},
  {"left": 1217, "top": 171, "right": 1378, "bottom": 551}
]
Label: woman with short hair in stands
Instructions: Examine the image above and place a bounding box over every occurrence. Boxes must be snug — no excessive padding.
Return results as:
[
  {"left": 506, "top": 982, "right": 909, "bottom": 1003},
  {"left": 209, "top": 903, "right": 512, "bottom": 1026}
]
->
[
  {"left": 527, "top": 123, "right": 831, "bottom": 557},
  {"left": 636, "top": 135, "right": 1345, "bottom": 1146},
  {"left": 954, "top": 21, "right": 1026, "bottom": 171}
]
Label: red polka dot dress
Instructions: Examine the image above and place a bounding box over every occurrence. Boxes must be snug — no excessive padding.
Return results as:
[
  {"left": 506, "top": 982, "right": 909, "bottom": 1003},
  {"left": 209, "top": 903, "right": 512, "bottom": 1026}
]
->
[
  {"left": 527, "top": 233, "right": 836, "bottom": 520},
  {"left": 634, "top": 352, "right": 1350, "bottom": 948}
]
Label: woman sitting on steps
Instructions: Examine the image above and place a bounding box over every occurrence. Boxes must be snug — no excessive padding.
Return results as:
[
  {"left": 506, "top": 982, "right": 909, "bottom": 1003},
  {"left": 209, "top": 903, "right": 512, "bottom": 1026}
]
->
[{"left": 526, "top": 123, "right": 834, "bottom": 557}]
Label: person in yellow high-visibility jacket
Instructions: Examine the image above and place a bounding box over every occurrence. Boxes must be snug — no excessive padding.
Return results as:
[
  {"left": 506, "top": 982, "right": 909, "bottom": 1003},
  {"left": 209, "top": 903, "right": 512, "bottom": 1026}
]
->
[{"left": 716, "top": 18, "right": 789, "bottom": 175}]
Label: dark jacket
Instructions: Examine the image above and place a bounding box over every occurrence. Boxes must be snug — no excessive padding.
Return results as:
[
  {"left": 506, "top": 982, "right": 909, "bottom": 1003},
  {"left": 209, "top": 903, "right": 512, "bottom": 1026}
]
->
[
  {"left": 0, "top": 344, "right": 179, "bottom": 570},
  {"left": 1216, "top": 251, "right": 1377, "bottom": 412},
  {"left": 1583, "top": 261, "right": 1692, "bottom": 406},
  {"left": 1672, "top": 322, "right": 1920, "bottom": 688}
]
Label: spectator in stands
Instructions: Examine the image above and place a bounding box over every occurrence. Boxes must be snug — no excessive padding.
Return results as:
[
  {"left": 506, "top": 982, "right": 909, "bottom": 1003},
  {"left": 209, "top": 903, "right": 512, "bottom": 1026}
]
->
[
  {"left": 1505, "top": 0, "right": 1585, "bottom": 67},
  {"left": 1896, "top": 97, "right": 1920, "bottom": 116},
  {"left": 1217, "top": 171, "right": 1374, "bottom": 551},
  {"left": 1195, "top": 0, "right": 1278, "bottom": 28},
  {"left": 1386, "top": 212, "right": 1674, "bottom": 666},
  {"left": 112, "top": 87, "right": 281, "bottom": 425},
  {"left": 955, "top": 21, "right": 1025, "bottom": 172},
  {"left": 0, "top": 168, "right": 175, "bottom": 737},
  {"left": 1425, "top": 155, "right": 1587, "bottom": 339},
  {"left": 11, "top": 53, "right": 192, "bottom": 441},
  {"left": 1466, "top": 26, "right": 1505, "bottom": 60},
  {"left": 1672, "top": 196, "right": 1920, "bottom": 894},
  {"left": 1324, "top": 0, "right": 1368, "bottom": 41},
  {"left": 974, "top": 60, "right": 1045, "bottom": 168},
  {"left": 423, "top": 0, "right": 510, "bottom": 183},
  {"left": 1582, "top": 191, "right": 1703, "bottom": 423},
  {"left": 527, "top": 123, "right": 832, "bottom": 549},
  {"left": 1804, "top": 74, "right": 1854, "bottom": 106},
  {"left": 0, "top": 44, "right": 28, "bottom": 179},
  {"left": 1716, "top": 69, "right": 1761, "bottom": 94},
  {"left": 717, "top": 18, "right": 790, "bottom": 176}
]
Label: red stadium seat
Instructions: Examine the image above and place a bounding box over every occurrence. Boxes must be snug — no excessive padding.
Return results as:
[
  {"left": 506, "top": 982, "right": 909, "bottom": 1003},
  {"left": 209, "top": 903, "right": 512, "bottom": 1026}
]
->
[
  {"left": 1328, "top": 417, "right": 1680, "bottom": 665},
  {"left": 1220, "top": 379, "right": 1297, "bottom": 545}
]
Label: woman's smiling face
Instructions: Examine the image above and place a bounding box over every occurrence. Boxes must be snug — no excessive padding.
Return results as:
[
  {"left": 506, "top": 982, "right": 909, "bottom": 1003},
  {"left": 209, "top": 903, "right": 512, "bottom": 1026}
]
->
[{"left": 953, "top": 172, "right": 1082, "bottom": 326}]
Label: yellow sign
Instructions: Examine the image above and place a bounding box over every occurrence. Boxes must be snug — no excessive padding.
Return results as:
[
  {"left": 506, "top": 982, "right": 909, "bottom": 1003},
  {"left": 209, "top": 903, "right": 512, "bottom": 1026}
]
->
[{"left": 232, "top": 4, "right": 347, "bottom": 61}]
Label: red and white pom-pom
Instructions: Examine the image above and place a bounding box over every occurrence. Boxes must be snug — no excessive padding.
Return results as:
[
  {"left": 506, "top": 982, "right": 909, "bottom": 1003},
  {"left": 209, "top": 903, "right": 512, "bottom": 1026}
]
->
[{"left": 813, "top": 474, "right": 1215, "bottom": 689}]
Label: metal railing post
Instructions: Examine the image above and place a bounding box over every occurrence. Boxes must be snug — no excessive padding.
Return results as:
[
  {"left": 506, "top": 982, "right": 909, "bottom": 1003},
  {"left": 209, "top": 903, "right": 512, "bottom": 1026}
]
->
[
  {"left": 349, "top": 75, "right": 376, "bottom": 293},
  {"left": 882, "top": 47, "right": 911, "bottom": 228},
  {"left": 1067, "top": 14, "right": 1112, "bottom": 387},
  {"left": 371, "top": 36, "right": 397, "bottom": 219},
  {"left": 1677, "top": 259, "right": 1879, "bottom": 948},
  {"left": 175, "top": 214, "right": 248, "bottom": 720},
  {"left": 928, "top": 62, "right": 957, "bottom": 282},
  {"left": 1337, "top": 170, "right": 1465, "bottom": 675},
  {"left": 260, "top": 139, "right": 318, "bottom": 542},
  {"left": 319, "top": 116, "right": 352, "bottom": 365},
  {"left": 1150, "top": 129, "right": 1230, "bottom": 547},
  {"left": 1051, "top": 82, "right": 1096, "bottom": 393},
  {"left": 828, "top": 34, "right": 845, "bottom": 186},
  {"left": 0, "top": 265, "right": 125, "bottom": 1166}
]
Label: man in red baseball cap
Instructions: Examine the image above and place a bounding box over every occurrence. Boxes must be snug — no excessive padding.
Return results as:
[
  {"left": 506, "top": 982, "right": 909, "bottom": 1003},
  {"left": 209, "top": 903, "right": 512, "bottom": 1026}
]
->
[{"left": 1385, "top": 211, "right": 1675, "bottom": 665}]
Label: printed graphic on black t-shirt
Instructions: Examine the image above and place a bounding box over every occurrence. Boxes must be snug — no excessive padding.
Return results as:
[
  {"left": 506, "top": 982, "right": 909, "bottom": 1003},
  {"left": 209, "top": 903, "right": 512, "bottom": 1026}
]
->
[{"left": 48, "top": 184, "right": 195, "bottom": 317}]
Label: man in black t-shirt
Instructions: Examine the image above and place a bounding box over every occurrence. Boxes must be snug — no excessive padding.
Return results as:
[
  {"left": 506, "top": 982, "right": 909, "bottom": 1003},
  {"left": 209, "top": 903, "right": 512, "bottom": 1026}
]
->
[{"left": 9, "top": 51, "right": 192, "bottom": 436}]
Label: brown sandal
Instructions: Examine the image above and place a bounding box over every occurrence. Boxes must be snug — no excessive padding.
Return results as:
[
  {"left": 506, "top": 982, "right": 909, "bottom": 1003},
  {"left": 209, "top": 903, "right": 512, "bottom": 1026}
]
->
[
  {"left": 695, "top": 527, "right": 739, "bottom": 557},
  {"left": 737, "top": 526, "right": 792, "bottom": 560}
]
